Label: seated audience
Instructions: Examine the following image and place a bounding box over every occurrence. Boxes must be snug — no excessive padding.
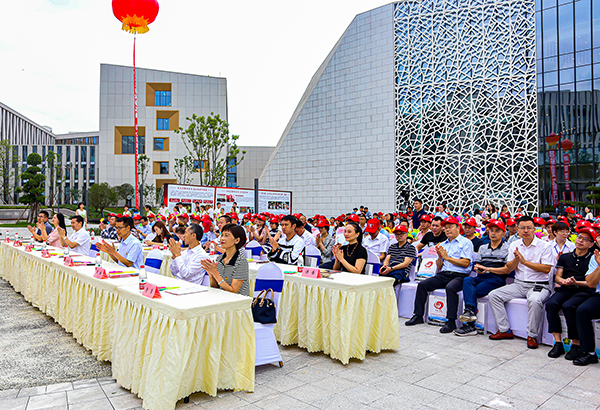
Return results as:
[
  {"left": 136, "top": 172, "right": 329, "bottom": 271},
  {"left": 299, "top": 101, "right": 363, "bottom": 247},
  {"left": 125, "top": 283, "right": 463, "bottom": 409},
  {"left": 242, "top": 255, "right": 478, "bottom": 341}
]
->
[
  {"left": 27, "top": 210, "right": 53, "bottom": 241},
  {"left": 267, "top": 215, "right": 304, "bottom": 265},
  {"left": 332, "top": 222, "right": 368, "bottom": 274},
  {"left": 380, "top": 225, "right": 416, "bottom": 285},
  {"left": 96, "top": 216, "right": 143, "bottom": 269},
  {"left": 574, "top": 250, "right": 600, "bottom": 365},
  {"left": 315, "top": 218, "right": 335, "bottom": 268},
  {"left": 454, "top": 220, "right": 510, "bottom": 336},
  {"left": 416, "top": 216, "right": 447, "bottom": 251},
  {"left": 40, "top": 213, "right": 66, "bottom": 248},
  {"left": 101, "top": 214, "right": 119, "bottom": 240},
  {"left": 363, "top": 218, "right": 389, "bottom": 262},
  {"left": 546, "top": 227, "right": 596, "bottom": 359},
  {"left": 201, "top": 224, "right": 250, "bottom": 296},
  {"left": 488, "top": 216, "right": 554, "bottom": 349},
  {"left": 169, "top": 224, "right": 209, "bottom": 285},
  {"left": 462, "top": 217, "right": 483, "bottom": 252},
  {"left": 58, "top": 215, "right": 91, "bottom": 255},
  {"left": 145, "top": 221, "right": 172, "bottom": 246},
  {"left": 406, "top": 217, "right": 474, "bottom": 333}
]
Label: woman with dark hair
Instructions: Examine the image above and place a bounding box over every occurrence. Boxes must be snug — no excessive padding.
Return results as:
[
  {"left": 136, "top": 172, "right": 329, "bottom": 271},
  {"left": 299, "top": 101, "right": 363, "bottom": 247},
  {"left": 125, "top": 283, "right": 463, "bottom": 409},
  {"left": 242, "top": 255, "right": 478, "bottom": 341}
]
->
[
  {"left": 41, "top": 213, "right": 67, "bottom": 248},
  {"left": 144, "top": 221, "right": 171, "bottom": 245},
  {"left": 332, "top": 222, "right": 368, "bottom": 274},
  {"left": 249, "top": 215, "right": 268, "bottom": 245},
  {"left": 201, "top": 223, "right": 249, "bottom": 296}
]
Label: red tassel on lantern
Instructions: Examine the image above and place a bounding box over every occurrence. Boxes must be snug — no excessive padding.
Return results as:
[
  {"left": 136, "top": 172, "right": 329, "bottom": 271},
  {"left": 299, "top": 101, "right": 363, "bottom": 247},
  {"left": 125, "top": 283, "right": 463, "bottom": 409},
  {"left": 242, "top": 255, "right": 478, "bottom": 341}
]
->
[{"left": 112, "top": 0, "right": 159, "bottom": 34}]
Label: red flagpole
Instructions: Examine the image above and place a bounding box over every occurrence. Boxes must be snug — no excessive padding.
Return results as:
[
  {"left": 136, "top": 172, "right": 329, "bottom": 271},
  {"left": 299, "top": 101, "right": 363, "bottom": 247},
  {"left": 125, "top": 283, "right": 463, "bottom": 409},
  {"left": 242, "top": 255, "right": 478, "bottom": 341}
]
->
[{"left": 133, "top": 34, "right": 139, "bottom": 210}]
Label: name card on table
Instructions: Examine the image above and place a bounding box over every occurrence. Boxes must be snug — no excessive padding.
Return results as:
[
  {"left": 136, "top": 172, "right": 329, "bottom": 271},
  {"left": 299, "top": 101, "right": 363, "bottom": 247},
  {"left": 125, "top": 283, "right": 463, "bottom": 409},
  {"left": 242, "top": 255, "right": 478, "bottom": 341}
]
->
[
  {"left": 24, "top": 244, "right": 33, "bottom": 252},
  {"left": 41, "top": 249, "right": 50, "bottom": 258},
  {"left": 142, "top": 283, "right": 162, "bottom": 299},
  {"left": 301, "top": 267, "right": 321, "bottom": 279},
  {"left": 4, "top": 237, "right": 10, "bottom": 243},
  {"left": 93, "top": 267, "right": 108, "bottom": 279},
  {"left": 152, "top": 245, "right": 160, "bottom": 249},
  {"left": 64, "top": 256, "right": 74, "bottom": 266},
  {"left": 13, "top": 240, "right": 22, "bottom": 247}
]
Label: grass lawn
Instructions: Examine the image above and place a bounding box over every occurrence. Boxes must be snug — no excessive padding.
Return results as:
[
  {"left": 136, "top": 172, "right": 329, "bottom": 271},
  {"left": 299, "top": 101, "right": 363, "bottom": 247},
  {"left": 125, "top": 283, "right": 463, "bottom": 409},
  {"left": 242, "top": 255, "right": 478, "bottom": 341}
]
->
[{"left": 0, "top": 222, "right": 31, "bottom": 227}]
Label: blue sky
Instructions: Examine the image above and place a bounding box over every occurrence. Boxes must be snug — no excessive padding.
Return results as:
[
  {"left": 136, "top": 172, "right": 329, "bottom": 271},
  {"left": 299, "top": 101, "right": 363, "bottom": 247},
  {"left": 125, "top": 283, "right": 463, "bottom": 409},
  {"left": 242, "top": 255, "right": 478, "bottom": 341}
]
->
[{"left": 0, "top": 0, "right": 388, "bottom": 146}]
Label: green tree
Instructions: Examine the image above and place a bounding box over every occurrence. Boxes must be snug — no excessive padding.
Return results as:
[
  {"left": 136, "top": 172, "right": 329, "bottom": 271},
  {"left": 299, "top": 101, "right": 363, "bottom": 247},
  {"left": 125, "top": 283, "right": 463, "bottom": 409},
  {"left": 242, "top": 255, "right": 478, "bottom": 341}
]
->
[
  {"left": 89, "top": 182, "right": 118, "bottom": 217},
  {"left": 173, "top": 156, "right": 194, "bottom": 185},
  {"left": 0, "top": 140, "right": 18, "bottom": 204},
  {"left": 70, "top": 188, "right": 81, "bottom": 204},
  {"left": 175, "top": 112, "right": 245, "bottom": 186},
  {"left": 115, "top": 183, "right": 134, "bottom": 202},
  {"left": 15, "top": 153, "right": 45, "bottom": 223}
]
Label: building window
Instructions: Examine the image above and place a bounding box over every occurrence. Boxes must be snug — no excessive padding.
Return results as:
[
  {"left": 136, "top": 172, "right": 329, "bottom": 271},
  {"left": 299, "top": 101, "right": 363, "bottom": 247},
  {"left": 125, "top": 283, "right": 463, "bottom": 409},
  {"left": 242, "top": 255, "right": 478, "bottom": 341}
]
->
[
  {"left": 32, "top": 146, "right": 37, "bottom": 154},
  {"left": 159, "top": 162, "right": 169, "bottom": 174},
  {"left": 66, "top": 147, "right": 70, "bottom": 164},
  {"left": 155, "top": 91, "right": 171, "bottom": 106},
  {"left": 81, "top": 146, "right": 87, "bottom": 166},
  {"left": 227, "top": 157, "right": 237, "bottom": 173},
  {"left": 74, "top": 167, "right": 79, "bottom": 183},
  {"left": 22, "top": 146, "right": 27, "bottom": 167},
  {"left": 90, "top": 147, "right": 95, "bottom": 164},
  {"left": 12, "top": 146, "right": 18, "bottom": 168},
  {"left": 122, "top": 136, "right": 146, "bottom": 154},
  {"left": 226, "top": 174, "right": 237, "bottom": 188},
  {"left": 154, "top": 138, "right": 164, "bottom": 150},
  {"left": 57, "top": 146, "right": 62, "bottom": 163},
  {"left": 157, "top": 118, "right": 169, "bottom": 130},
  {"left": 75, "top": 146, "right": 79, "bottom": 165},
  {"left": 89, "top": 167, "right": 95, "bottom": 183}
]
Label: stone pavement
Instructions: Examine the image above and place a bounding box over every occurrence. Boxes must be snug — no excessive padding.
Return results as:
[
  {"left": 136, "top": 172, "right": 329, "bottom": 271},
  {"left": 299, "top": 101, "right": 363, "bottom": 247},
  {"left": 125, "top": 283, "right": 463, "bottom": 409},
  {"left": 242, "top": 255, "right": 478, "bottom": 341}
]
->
[{"left": 1, "top": 320, "right": 600, "bottom": 410}]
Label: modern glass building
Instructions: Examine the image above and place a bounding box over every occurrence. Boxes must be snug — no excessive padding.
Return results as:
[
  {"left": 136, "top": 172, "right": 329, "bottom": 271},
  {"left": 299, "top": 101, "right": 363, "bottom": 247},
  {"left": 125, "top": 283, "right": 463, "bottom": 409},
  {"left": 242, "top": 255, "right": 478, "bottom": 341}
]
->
[
  {"left": 260, "top": 1, "right": 600, "bottom": 215},
  {"left": 536, "top": 0, "right": 600, "bottom": 211}
]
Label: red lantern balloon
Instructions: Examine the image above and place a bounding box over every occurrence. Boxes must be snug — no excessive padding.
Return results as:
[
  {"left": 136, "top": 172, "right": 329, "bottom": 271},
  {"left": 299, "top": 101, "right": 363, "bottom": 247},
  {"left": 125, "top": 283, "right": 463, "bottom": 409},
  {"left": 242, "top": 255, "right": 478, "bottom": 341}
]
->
[
  {"left": 560, "top": 139, "right": 573, "bottom": 150},
  {"left": 546, "top": 132, "right": 559, "bottom": 146},
  {"left": 112, "top": 0, "right": 159, "bottom": 34}
]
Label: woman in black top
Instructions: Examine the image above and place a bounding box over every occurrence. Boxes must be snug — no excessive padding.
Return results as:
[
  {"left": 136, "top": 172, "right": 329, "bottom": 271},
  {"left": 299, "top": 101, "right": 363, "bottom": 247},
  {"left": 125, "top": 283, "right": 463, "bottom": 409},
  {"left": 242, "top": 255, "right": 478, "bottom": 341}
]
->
[{"left": 332, "top": 222, "right": 368, "bottom": 274}]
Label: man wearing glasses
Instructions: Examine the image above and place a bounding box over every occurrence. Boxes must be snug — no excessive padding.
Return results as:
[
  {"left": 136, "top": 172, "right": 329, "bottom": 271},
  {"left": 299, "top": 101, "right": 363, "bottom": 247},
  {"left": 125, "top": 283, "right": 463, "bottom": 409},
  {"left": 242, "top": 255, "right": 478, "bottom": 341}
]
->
[
  {"left": 488, "top": 216, "right": 554, "bottom": 349},
  {"left": 96, "top": 216, "right": 143, "bottom": 269}
]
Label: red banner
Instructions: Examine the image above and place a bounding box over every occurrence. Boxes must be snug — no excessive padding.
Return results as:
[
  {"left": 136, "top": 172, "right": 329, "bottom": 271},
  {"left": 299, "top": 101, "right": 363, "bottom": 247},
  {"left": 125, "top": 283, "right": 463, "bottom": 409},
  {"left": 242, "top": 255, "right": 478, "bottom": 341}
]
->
[
  {"left": 549, "top": 150, "right": 558, "bottom": 207},
  {"left": 562, "top": 153, "right": 576, "bottom": 201}
]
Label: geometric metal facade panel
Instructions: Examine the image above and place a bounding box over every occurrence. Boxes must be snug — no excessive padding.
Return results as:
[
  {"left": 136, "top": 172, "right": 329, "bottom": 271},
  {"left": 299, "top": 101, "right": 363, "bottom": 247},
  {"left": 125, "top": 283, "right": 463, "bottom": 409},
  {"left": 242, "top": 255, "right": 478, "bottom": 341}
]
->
[{"left": 394, "top": 0, "right": 538, "bottom": 213}]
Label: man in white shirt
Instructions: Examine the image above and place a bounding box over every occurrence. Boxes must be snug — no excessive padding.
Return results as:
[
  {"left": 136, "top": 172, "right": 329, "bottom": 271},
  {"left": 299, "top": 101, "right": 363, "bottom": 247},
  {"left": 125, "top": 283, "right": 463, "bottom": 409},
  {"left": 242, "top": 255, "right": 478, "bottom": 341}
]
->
[
  {"left": 96, "top": 216, "right": 143, "bottom": 269},
  {"left": 169, "top": 224, "right": 210, "bottom": 285},
  {"left": 363, "top": 218, "right": 389, "bottom": 262},
  {"left": 58, "top": 215, "right": 91, "bottom": 255},
  {"left": 488, "top": 216, "right": 554, "bottom": 349},
  {"left": 295, "top": 223, "right": 316, "bottom": 248},
  {"left": 268, "top": 215, "right": 304, "bottom": 265}
]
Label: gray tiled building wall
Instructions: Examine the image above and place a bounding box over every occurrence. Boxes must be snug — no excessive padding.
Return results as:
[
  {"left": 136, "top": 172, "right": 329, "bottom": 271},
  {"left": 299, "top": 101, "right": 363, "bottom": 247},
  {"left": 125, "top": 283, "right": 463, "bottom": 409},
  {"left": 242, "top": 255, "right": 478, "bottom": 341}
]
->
[
  {"left": 259, "top": 5, "right": 396, "bottom": 216},
  {"left": 237, "top": 146, "right": 274, "bottom": 189}
]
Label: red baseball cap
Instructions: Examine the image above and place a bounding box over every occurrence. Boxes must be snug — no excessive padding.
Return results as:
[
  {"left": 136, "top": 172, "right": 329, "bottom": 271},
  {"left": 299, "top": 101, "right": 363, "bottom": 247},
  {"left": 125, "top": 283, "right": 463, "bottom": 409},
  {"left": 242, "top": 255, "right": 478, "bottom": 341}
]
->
[
  {"left": 117, "top": 213, "right": 123, "bottom": 218},
  {"left": 133, "top": 214, "right": 141, "bottom": 220},
  {"left": 441, "top": 216, "right": 460, "bottom": 226},
  {"left": 576, "top": 220, "right": 593, "bottom": 232},
  {"left": 244, "top": 213, "right": 251, "bottom": 219},
  {"left": 557, "top": 215, "right": 568, "bottom": 222},
  {"left": 270, "top": 216, "right": 279, "bottom": 224},
  {"left": 565, "top": 207, "right": 576, "bottom": 214},
  {"left": 463, "top": 217, "right": 477, "bottom": 227},
  {"left": 393, "top": 225, "right": 408, "bottom": 234},
  {"left": 293, "top": 213, "right": 302, "bottom": 219},
  {"left": 230, "top": 213, "right": 239, "bottom": 220},
  {"left": 505, "top": 218, "right": 517, "bottom": 226},
  {"left": 514, "top": 213, "right": 523, "bottom": 219},
  {"left": 147, "top": 212, "right": 155, "bottom": 218},
  {"left": 575, "top": 214, "right": 583, "bottom": 219},
  {"left": 545, "top": 219, "right": 556, "bottom": 226},
  {"left": 180, "top": 213, "right": 188, "bottom": 219},
  {"left": 487, "top": 219, "right": 506, "bottom": 232},
  {"left": 347, "top": 214, "right": 360, "bottom": 223},
  {"left": 592, "top": 222, "right": 600, "bottom": 231},
  {"left": 579, "top": 227, "right": 597, "bottom": 242},
  {"left": 420, "top": 215, "right": 431, "bottom": 222},
  {"left": 500, "top": 212, "right": 510, "bottom": 219},
  {"left": 364, "top": 218, "right": 380, "bottom": 233},
  {"left": 256, "top": 214, "right": 266, "bottom": 222},
  {"left": 533, "top": 217, "right": 545, "bottom": 226},
  {"left": 316, "top": 218, "right": 330, "bottom": 228}
]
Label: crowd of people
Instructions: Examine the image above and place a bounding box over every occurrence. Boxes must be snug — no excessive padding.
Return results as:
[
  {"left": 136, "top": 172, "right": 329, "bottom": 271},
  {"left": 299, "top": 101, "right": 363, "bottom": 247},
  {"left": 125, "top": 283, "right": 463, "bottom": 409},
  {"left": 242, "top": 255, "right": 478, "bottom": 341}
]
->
[{"left": 25, "top": 199, "right": 600, "bottom": 366}]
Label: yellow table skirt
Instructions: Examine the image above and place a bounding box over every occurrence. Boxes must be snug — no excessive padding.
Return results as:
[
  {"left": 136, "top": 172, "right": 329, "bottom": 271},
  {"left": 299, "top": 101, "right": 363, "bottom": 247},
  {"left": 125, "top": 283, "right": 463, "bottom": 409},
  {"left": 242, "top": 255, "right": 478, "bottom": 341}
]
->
[
  {"left": 111, "top": 294, "right": 255, "bottom": 410},
  {"left": 274, "top": 276, "right": 400, "bottom": 364}
]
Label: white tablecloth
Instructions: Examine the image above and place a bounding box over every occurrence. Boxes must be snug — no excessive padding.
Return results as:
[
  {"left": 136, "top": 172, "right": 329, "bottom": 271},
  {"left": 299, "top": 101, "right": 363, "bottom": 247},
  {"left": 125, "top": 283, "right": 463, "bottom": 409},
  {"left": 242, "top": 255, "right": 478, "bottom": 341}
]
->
[{"left": 0, "top": 242, "right": 255, "bottom": 410}]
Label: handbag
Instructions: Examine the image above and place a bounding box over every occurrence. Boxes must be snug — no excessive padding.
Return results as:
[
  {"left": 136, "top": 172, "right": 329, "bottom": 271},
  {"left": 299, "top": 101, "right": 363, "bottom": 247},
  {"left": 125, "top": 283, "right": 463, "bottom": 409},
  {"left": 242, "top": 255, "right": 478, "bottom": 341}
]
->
[{"left": 252, "top": 289, "right": 277, "bottom": 324}]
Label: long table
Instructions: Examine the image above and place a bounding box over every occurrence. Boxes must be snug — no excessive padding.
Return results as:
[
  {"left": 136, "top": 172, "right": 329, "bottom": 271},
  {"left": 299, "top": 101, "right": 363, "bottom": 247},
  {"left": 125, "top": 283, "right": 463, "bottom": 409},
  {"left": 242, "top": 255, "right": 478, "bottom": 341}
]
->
[
  {"left": 249, "top": 262, "right": 400, "bottom": 365},
  {"left": 0, "top": 242, "right": 255, "bottom": 410}
]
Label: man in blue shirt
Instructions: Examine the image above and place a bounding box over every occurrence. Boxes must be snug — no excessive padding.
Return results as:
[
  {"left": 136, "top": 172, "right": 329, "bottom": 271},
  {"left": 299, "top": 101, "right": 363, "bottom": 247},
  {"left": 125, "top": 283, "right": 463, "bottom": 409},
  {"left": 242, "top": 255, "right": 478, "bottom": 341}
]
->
[
  {"left": 96, "top": 216, "right": 143, "bottom": 269},
  {"left": 406, "top": 216, "right": 474, "bottom": 333}
]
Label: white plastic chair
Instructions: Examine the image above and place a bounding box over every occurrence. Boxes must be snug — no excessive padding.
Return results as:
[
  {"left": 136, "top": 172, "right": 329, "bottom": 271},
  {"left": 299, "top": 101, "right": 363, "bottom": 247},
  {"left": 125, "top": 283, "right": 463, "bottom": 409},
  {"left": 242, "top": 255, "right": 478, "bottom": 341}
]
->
[
  {"left": 254, "top": 263, "right": 284, "bottom": 367},
  {"left": 144, "top": 249, "right": 164, "bottom": 274},
  {"left": 89, "top": 238, "right": 101, "bottom": 258},
  {"left": 365, "top": 250, "right": 381, "bottom": 276},
  {"left": 305, "top": 245, "right": 321, "bottom": 267}
]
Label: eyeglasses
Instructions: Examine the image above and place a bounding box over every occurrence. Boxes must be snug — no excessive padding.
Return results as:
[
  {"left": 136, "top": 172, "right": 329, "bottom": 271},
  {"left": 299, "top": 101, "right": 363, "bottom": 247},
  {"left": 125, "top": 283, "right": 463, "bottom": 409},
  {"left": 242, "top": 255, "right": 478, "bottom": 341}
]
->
[
  {"left": 576, "top": 235, "right": 593, "bottom": 243},
  {"left": 518, "top": 226, "right": 535, "bottom": 231},
  {"left": 115, "top": 226, "right": 126, "bottom": 231}
]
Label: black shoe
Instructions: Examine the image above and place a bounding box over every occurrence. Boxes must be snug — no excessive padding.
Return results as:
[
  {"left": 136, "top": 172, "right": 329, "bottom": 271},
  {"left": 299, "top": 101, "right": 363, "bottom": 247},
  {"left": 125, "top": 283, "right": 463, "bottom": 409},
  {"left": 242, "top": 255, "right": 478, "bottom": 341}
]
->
[
  {"left": 548, "top": 343, "right": 565, "bottom": 358},
  {"left": 405, "top": 315, "right": 424, "bottom": 326},
  {"left": 565, "top": 344, "right": 580, "bottom": 361},
  {"left": 453, "top": 323, "right": 478, "bottom": 337},
  {"left": 459, "top": 308, "right": 477, "bottom": 323},
  {"left": 439, "top": 321, "right": 457, "bottom": 333},
  {"left": 573, "top": 353, "right": 598, "bottom": 366}
]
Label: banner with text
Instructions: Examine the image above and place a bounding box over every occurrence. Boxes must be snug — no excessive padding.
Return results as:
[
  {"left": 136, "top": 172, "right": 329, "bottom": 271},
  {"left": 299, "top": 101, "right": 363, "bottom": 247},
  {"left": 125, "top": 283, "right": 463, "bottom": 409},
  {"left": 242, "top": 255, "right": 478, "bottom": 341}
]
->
[
  {"left": 258, "top": 190, "right": 292, "bottom": 216},
  {"left": 166, "top": 185, "right": 215, "bottom": 212},
  {"left": 549, "top": 150, "right": 558, "bottom": 207},
  {"left": 215, "top": 187, "right": 255, "bottom": 214}
]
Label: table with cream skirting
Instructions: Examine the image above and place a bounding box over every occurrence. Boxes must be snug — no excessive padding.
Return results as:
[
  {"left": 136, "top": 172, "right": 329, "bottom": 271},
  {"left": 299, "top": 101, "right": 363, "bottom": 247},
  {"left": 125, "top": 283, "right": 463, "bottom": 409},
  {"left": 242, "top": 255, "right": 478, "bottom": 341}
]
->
[
  {"left": 0, "top": 242, "right": 255, "bottom": 410},
  {"left": 249, "top": 262, "right": 400, "bottom": 364}
]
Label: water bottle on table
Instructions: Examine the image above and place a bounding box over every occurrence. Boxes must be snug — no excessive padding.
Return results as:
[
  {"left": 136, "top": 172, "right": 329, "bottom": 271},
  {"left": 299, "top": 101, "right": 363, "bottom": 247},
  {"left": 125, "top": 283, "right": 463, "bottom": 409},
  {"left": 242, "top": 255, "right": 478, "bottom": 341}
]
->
[
  {"left": 138, "top": 265, "right": 147, "bottom": 291},
  {"left": 95, "top": 254, "right": 102, "bottom": 268},
  {"left": 64, "top": 245, "right": 69, "bottom": 258}
]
